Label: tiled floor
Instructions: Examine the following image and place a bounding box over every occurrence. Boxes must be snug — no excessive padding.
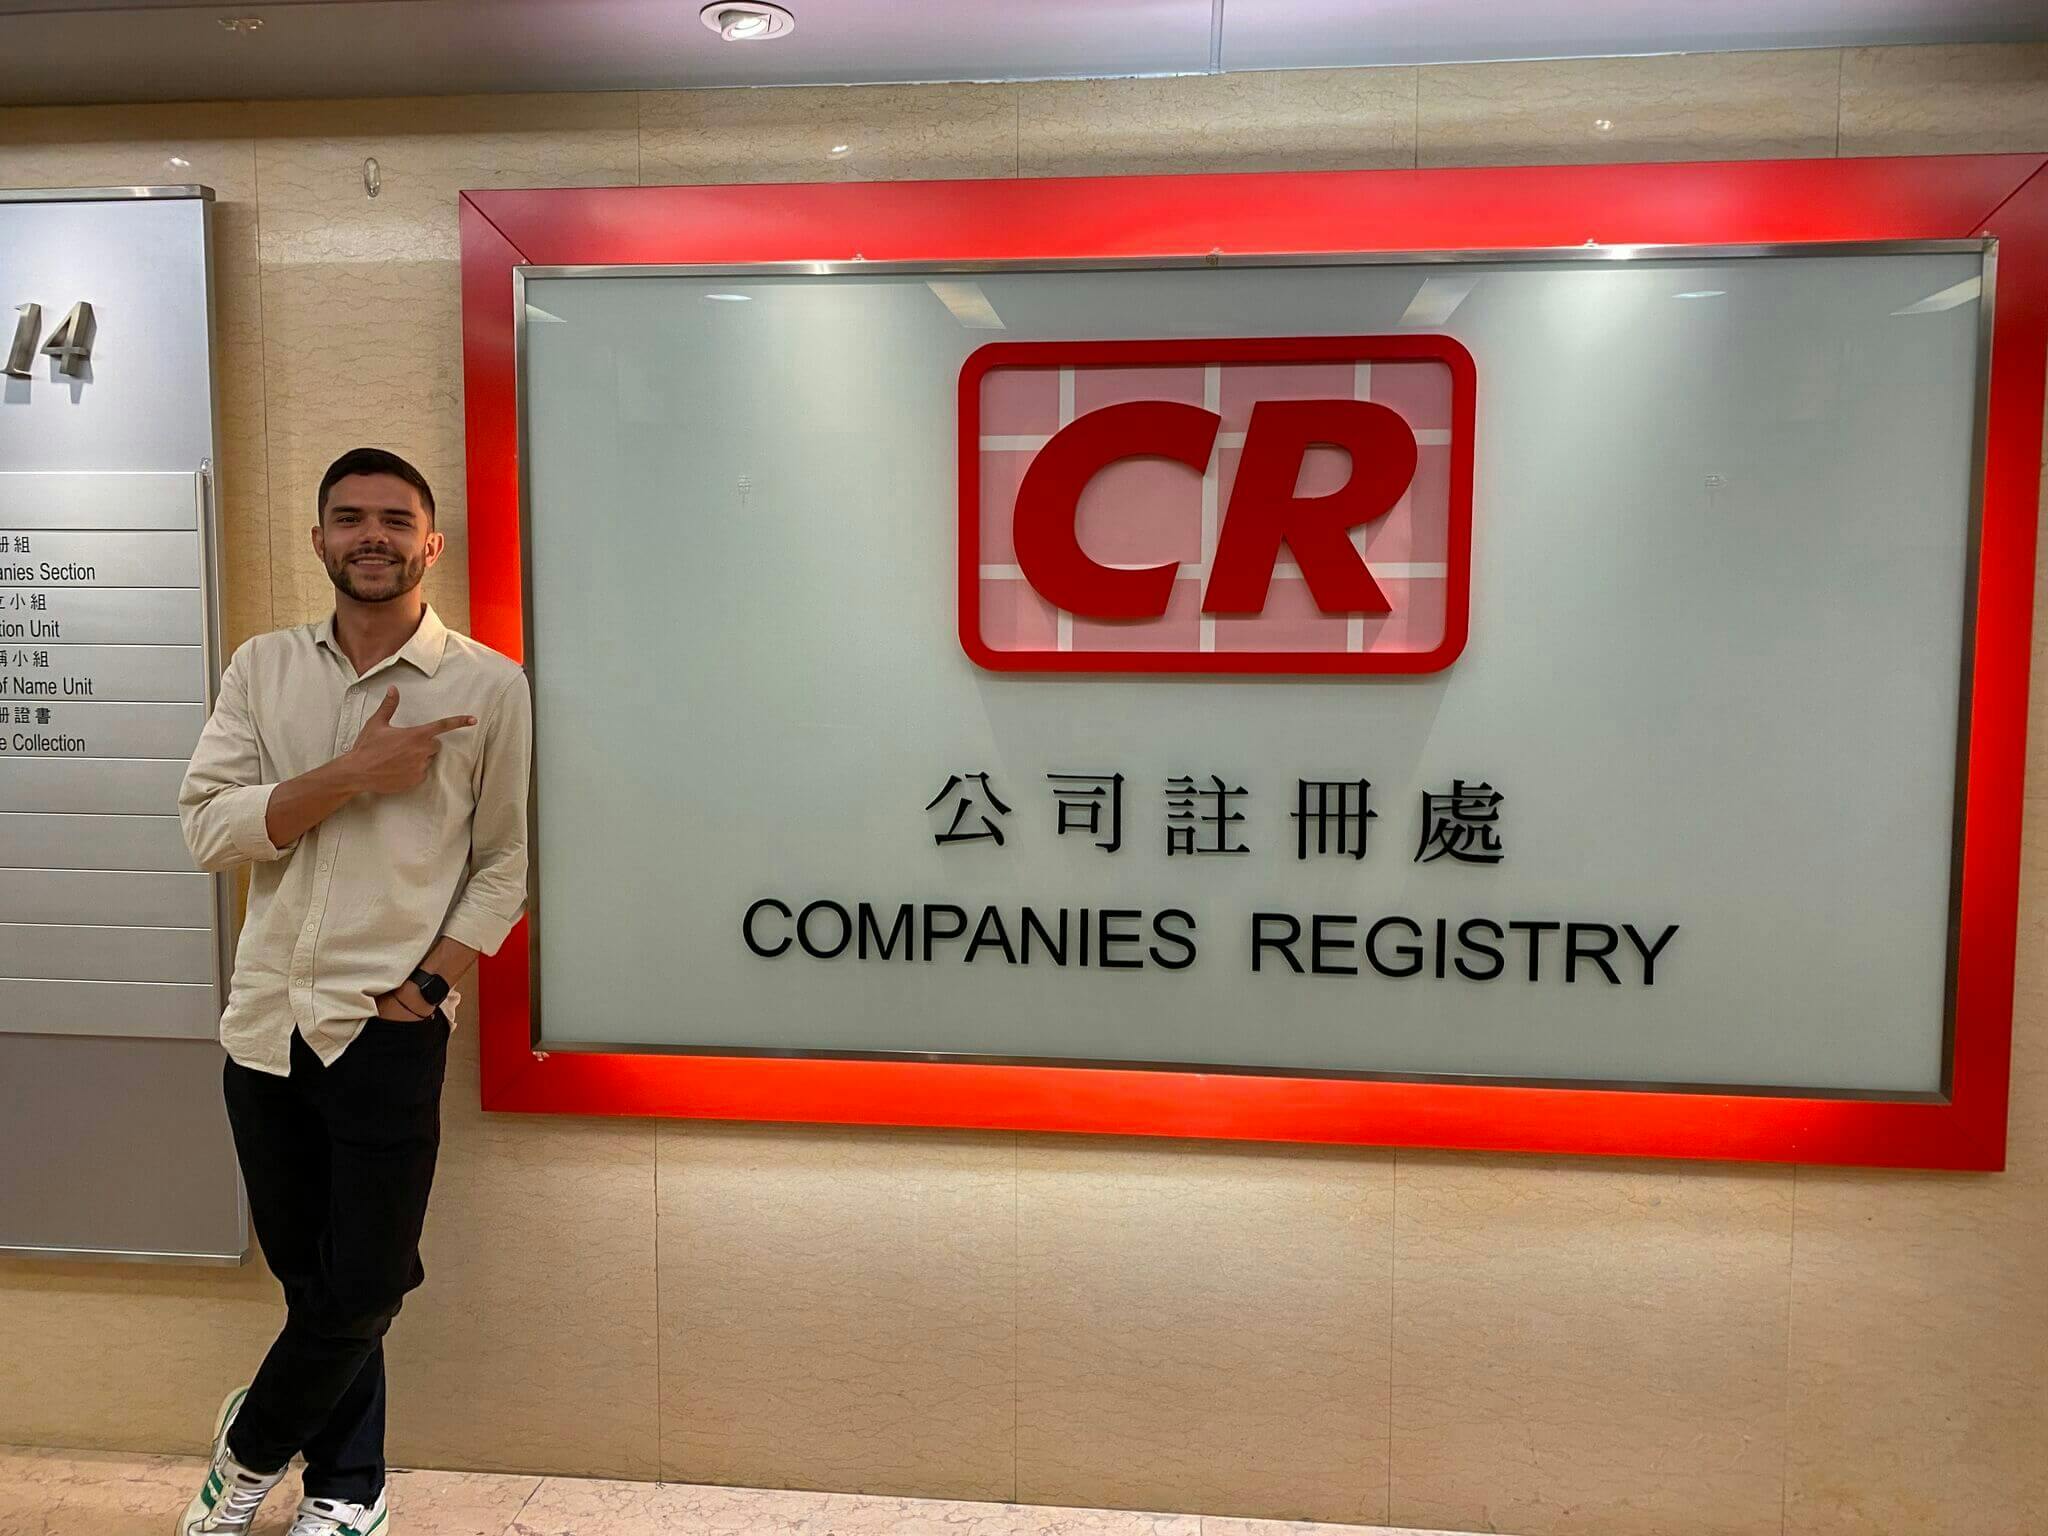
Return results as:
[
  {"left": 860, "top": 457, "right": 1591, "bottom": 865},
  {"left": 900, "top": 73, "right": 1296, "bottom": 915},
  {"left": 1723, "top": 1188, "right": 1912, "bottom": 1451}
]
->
[{"left": 0, "top": 1444, "right": 1485, "bottom": 1536}]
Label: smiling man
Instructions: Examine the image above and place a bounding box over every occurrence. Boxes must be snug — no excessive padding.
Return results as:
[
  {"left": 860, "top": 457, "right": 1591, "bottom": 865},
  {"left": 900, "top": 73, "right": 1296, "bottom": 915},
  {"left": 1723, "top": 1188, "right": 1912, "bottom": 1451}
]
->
[{"left": 175, "top": 447, "right": 532, "bottom": 1536}]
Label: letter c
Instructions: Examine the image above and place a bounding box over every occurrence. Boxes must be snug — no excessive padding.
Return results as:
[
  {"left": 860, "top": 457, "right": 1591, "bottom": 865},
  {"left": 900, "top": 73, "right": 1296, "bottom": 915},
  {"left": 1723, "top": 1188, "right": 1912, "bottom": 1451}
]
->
[
  {"left": 743, "top": 897, "right": 792, "bottom": 958},
  {"left": 1012, "top": 399, "right": 1220, "bottom": 619}
]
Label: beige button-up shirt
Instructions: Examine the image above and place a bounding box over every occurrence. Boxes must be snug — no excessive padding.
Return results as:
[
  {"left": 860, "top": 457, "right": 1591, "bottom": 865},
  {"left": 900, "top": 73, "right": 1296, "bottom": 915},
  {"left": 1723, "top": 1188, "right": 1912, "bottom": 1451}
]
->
[{"left": 178, "top": 605, "right": 532, "bottom": 1077}]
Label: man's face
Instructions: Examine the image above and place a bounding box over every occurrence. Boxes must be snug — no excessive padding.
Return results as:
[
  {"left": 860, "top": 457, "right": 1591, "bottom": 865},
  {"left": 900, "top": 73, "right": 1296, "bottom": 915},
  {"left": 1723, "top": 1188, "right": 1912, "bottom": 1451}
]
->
[{"left": 313, "top": 473, "right": 441, "bottom": 604}]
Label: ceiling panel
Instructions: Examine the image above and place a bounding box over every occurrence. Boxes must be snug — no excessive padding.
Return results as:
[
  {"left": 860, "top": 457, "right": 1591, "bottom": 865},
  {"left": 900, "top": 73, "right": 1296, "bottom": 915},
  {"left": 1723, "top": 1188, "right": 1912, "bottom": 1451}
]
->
[
  {"left": 0, "top": 0, "right": 1214, "bottom": 105},
  {"left": 0, "top": 0, "right": 2042, "bottom": 108},
  {"left": 1221, "top": 0, "right": 2048, "bottom": 71}
]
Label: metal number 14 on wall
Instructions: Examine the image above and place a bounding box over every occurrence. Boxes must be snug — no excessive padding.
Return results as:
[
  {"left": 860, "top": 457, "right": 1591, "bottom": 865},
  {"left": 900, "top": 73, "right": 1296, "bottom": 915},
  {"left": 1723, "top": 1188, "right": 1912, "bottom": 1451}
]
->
[{"left": 5, "top": 301, "right": 95, "bottom": 379}]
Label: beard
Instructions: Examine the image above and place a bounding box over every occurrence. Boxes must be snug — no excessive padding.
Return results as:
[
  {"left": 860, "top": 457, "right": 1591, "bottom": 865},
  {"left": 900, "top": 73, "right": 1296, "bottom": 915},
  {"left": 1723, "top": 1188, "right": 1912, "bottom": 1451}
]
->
[{"left": 324, "top": 546, "right": 427, "bottom": 603}]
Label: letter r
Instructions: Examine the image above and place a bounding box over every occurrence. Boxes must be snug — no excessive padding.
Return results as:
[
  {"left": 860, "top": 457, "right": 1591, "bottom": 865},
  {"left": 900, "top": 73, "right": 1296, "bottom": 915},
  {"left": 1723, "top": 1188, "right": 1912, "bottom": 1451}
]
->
[{"left": 1203, "top": 398, "right": 1418, "bottom": 615}]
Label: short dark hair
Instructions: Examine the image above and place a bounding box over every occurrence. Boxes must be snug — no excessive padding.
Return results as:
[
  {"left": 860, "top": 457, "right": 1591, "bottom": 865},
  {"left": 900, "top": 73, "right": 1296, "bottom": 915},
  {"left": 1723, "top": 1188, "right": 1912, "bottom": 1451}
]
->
[{"left": 318, "top": 447, "right": 435, "bottom": 524}]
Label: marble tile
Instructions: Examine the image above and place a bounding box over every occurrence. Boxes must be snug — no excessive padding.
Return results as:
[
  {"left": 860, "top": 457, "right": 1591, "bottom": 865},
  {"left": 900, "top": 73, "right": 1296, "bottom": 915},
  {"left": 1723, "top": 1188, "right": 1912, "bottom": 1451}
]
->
[
  {"left": 1839, "top": 44, "right": 2048, "bottom": 156},
  {"left": 369, "top": 1465, "right": 543, "bottom": 1536},
  {"left": 0, "top": 103, "right": 256, "bottom": 215},
  {"left": 250, "top": 94, "right": 639, "bottom": 267},
  {"left": 209, "top": 195, "right": 278, "bottom": 655},
  {"left": 2005, "top": 802, "right": 2048, "bottom": 1182},
  {"left": 250, "top": 93, "right": 637, "bottom": 632},
  {"left": 639, "top": 83, "right": 1016, "bottom": 185},
  {"left": 656, "top": 1123, "right": 1016, "bottom": 1501},
  {"left": 2030, "top": 460, "right": 2048, "bottom": 804},
  {"left": 1388, "top": 1154, "right": 1792, "bottom": 1536},
  {"left": 1418, "top": 49, "right": 1842, "bottom": 168},
  {"left": 1206, "top": 1525, "right": 1473, "bottom": 1536},
  {"left": 383, "top": 1014, "right": 662, "bottom": 1482},
  {"left": 511, "top": 1474, "right": 1204, "bottom": 1535},
  {"left": 1015, "top": 1136, "right": 1392, "bottom": 1526},
  {"left": 1208, "top": 1523, "right": 1479, "bottom": 1536},
  {"left": 0, "top": 1442, "right": 287, "bottom": 1536},
  {"left": 1780, "top": 805, "right": 2048, "bottom": 1535},
  {"left": 801, "top": 1494, "right": 1199, "bottom": 1535},
  {"left": 251, "top": 256, "right": 469, "bottom": 629},
  {"left": 0, "top": 1443, "right": 537, "bottom": 1536},
  {"left": 0, "top": 1255, "right": 281, "bottom": 1454},
  {"left": 1783, "top": 1166, "right": 2048, "bottom": 1534},
  {"left": 1017, "top": 70, "right": 1415, "bottom": 177},
  {"left": 0, "top": 103, "right": 272, "bottom": 650},
  {"left": 511, "top": 1476, "right": 833, "bottom": 1536}
]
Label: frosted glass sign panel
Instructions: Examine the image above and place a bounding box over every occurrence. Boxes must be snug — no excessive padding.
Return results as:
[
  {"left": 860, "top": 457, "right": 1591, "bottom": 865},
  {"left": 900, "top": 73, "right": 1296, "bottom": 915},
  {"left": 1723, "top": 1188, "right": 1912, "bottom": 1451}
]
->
[{"left": 519, "top": 250, "right": 1983, "bottom": 1096}]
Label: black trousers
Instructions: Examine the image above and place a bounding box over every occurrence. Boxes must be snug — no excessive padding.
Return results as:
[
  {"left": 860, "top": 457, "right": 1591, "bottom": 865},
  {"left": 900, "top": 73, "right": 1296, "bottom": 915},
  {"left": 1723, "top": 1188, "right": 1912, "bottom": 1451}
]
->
[{"left": 220, "top": 1014, "right": 448, "bottom": 1503}]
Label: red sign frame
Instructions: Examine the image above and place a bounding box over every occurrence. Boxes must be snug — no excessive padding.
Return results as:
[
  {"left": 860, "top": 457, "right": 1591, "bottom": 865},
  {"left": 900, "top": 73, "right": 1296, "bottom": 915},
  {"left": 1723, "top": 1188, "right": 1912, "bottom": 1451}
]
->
[{"left": 459, "top": 156, "right": 2048, "bottom": 1168}]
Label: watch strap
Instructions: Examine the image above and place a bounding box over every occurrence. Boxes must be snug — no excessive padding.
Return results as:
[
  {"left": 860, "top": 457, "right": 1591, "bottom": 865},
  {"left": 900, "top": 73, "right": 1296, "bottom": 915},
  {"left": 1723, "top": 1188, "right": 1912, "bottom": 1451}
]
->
[{"left": 408, "top": 966, "right": 451, "bottom": 1007}]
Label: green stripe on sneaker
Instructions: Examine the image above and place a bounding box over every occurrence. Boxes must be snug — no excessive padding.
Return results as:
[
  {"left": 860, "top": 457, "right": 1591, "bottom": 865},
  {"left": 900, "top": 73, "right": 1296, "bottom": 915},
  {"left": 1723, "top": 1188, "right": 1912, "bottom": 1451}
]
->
[{"left": 340, "top": 1510, "right": 387, "bottom": 1536}]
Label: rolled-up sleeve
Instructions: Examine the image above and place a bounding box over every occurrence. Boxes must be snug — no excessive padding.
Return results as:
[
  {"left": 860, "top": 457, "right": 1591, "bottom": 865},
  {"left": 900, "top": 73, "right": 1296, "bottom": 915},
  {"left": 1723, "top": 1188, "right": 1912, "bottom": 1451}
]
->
[
  {"left": 179, "top": 642, "right": 295, "bottom": 873},
  {"left": 439, "top": 668, "right": 533, "bottom": 955}
]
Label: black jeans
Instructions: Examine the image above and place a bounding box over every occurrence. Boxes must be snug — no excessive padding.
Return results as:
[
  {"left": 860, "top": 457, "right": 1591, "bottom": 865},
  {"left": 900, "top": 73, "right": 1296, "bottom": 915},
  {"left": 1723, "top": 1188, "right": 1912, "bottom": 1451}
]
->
[{"left": 220, "top": 1014, "right": 448, "bottom": 1503}]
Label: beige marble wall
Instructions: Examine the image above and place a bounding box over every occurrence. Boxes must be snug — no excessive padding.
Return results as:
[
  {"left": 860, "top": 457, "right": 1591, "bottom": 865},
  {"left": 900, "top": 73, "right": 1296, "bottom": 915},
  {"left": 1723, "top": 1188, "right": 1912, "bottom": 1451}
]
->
[{"left": 1, "top": 42, "right": 2045, "bottom": 1536}]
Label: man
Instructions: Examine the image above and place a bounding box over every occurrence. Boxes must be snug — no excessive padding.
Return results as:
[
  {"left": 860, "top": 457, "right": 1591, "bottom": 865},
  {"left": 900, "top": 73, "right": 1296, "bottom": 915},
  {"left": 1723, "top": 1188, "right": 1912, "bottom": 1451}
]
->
[{"left": 176, "top": 447, "right": 532, "bottom": 1536}]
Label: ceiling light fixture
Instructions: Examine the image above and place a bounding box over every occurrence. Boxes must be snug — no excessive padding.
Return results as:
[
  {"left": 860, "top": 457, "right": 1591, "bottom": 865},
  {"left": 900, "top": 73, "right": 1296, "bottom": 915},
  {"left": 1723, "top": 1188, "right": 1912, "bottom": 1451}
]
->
[
  {"left": 705, "top": 293, "right": 751, "bottom": 302},
  {"left": 828, "top": 143, "right": 851, "bottom": 157},
  {"left": 699, "top": 2, "right": 794, "bottom": 42},
  {"left": 218, "top": 16, "right": 263, "bottom": 32},
  {"left": 1673, "top": 290, "right": 1726, "bottom": 300},
  {"left": 1592, "top": 118, "right": 1614, "bottom": 132}
]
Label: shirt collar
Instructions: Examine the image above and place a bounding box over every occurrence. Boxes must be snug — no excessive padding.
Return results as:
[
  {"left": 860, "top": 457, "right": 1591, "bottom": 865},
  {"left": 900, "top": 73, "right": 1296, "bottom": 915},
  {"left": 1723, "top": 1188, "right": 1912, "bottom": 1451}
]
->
[{"left": 318, "top": 603, "right": 451, "bottom": 680}]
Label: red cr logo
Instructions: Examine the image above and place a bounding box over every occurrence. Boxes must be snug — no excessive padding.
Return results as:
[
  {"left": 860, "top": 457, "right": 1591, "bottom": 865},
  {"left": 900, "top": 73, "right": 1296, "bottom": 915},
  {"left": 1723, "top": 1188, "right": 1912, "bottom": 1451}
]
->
[
  {"left": 1016, "top": 396, "right": 1415, "bottom": 620},
  {"left": 959, "top": 336, "right": 1475, "bottom": 676}
]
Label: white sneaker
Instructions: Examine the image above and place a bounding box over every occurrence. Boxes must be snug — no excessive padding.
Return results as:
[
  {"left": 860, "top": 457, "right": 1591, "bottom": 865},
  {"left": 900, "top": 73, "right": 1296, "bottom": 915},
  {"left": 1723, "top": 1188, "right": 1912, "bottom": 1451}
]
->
[
  {"left": 287, "top": 1488, "right": 388, "bottom": 1536},
  {"left": 176, "top": 1386, "right": 288, "bottom": 1536}
]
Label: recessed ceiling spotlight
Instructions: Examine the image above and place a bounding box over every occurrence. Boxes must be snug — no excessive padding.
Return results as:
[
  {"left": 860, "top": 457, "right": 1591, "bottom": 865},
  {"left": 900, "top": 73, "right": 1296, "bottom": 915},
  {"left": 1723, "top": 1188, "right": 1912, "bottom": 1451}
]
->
[
  {"left": 700, "top": 2, "right": 794, "bottom": 41},
  {"left": 218, "top": 16, "right": 264, "bottom": 32},
  {"left": 1592, "top": 118, "right": 1614, "bottom": 132},
  {"left": 828, "top": 143, "right": 851, "bottom": 157}
]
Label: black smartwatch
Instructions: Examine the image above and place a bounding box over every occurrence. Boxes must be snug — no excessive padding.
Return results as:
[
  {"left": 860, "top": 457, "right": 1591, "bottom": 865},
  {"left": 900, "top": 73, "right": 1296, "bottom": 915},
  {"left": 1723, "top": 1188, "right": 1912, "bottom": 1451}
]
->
[{"left": 408, "top": 967, "right": 451, "bottom": 1010}]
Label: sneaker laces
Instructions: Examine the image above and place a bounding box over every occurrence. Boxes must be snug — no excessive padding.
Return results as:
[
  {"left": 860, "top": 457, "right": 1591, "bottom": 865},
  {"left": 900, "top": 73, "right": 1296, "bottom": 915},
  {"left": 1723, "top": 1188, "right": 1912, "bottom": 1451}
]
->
[{"left": 214, "top": 1464, "right": 277, "bottom": 1529}]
